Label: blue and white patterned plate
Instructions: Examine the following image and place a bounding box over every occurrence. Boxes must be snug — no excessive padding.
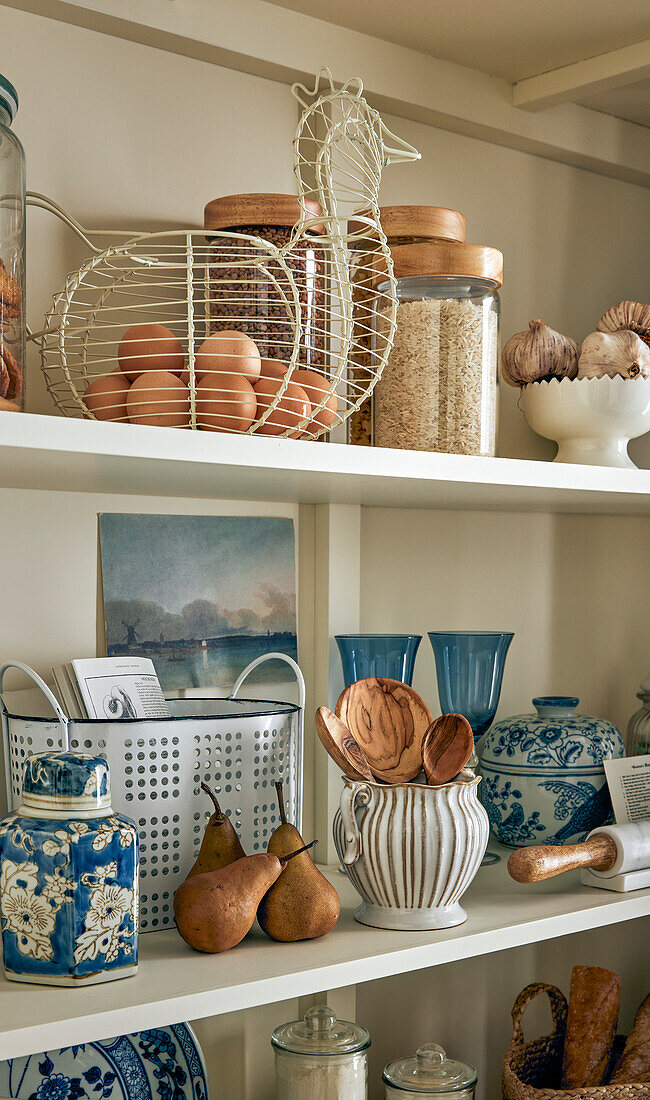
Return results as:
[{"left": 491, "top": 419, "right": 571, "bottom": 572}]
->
[{"left": 0, "top": 1024, "right": 208, "bottom": 1100}]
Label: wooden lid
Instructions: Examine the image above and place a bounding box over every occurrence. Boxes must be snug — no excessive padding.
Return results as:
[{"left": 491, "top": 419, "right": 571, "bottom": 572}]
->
[
  {"left": 348, "top": 205, "right": 466, "bottom": 243},
  {"left": 389, "top": 241, "right": 503, "bottom": 286},
  {"left": 204, "top": 193, "right": 325, "bottom": 233}
]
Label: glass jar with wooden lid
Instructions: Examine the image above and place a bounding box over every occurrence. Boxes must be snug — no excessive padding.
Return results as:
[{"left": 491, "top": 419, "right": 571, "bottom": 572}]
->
[
  {"left": 373, "top": 235, "right": 503, "bottom": 456},
  {"left": 347, "top": 206, "right": 466, "bottom": 445},
  {"left": 204, "top": 193, "right": 326, "bottom": 370}
]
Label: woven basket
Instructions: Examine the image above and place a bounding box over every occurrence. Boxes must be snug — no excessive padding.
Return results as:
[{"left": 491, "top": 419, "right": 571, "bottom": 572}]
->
[{"left": 502, "top": 982, "right": 650, "bottom": 1099}]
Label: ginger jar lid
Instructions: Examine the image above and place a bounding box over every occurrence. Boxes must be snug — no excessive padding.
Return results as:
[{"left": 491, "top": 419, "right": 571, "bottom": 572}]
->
[
  {"left": 22, "top": 751, "right": 111, "bottom": 813},
  {"left": 480, "top": 696, "right": 625, "bottom": 769},
  {"left": 383, "top": 1043, "right": 477, "bottom": 1094},
  {"left": 271, "top": 1005, "right": 370, "bottom": 1056}
]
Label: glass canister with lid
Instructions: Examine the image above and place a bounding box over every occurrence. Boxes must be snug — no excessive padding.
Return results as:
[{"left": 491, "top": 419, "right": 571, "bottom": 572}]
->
[
  {"left": 373, "top": 230, "right": 502, "bottom": 456},
  {"left": 0, "top": 73, "right": 25, "bottom": 413},
  {"left": 203, "top": 193, "right": 326, "bottom": 371},
  {"left": 271, "top": 1004, "right": 370, "bottom": 1099},
  {"left": 347, "top": 206, "right": 467, "bottom": 446},
  {"left": 626, "top": 673, "right": 650, "bottom": 755},
  {"left": 383, "top": 1043, "right": 477, "bottom": 1099}
]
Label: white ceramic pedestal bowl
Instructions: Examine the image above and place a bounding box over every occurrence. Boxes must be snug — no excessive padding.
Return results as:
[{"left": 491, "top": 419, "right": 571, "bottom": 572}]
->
[
  {"left": 333, "top": 776, "right": 488, "bottom": 931},
  {"left": 520, "top": 375, "right": 650, "bottom": 468}
]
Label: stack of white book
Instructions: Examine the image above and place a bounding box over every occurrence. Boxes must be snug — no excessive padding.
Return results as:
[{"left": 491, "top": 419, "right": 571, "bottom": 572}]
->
[{"left": 52, "top": 657, "right": 169, "bottom": 720}]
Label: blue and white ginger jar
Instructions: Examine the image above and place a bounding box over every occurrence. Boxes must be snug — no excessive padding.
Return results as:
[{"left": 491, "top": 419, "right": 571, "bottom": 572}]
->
[
  {"left": 478, "top": 697, "right": 625, "bottom": 847},
  {"left": 0, "top": 750, "right": 138, "bottom": 985}
]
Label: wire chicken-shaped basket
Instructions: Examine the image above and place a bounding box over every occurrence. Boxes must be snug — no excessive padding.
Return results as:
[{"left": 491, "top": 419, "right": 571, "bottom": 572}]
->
[{"left": 31, "top": 70, "right": 420, "bottom": 438}]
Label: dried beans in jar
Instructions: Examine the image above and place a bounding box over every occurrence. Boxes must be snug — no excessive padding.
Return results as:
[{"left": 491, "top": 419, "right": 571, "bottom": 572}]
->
[{"left": 203, "top": 193, "right": 326, "bottom": 370}]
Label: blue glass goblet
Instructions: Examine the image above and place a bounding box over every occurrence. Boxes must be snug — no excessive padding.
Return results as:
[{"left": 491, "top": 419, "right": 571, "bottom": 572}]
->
[
  {"left": 429, "top": 630, "right": 514, "bottom": 868},
  {"left": 335, "top": 634, "right": 422, "bottom": 687},
  {"left": 428, "top": 631, "right": 514, "bottom": 744}
]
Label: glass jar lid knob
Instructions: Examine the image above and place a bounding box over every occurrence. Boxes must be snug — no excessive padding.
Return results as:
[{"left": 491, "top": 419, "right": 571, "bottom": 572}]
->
[
  {"left": 417, "top": 1045, "right": 447, "bottom": 1074},
  {"left": 304, "top": 1006, "right": 337, "bottom": 1035}
]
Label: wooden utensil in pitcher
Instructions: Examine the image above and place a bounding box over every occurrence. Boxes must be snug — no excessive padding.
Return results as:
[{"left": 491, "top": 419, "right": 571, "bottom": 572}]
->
[
  {"left": 421, "top": 713, "right": 474, "bottom": 785},
  {"left": 335, "top": 677, "right": 432, "bottom": 783},
  {"left": 315, "top": 705, "right": 375, "bottom": 782}
]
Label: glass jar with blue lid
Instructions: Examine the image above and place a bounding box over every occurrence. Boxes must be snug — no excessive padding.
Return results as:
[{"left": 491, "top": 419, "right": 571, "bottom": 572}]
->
[
  {"left": 0, "top": 749, "right": 138, "bottom": 985},
  {"left": 0, "top": 72, "right": 25, "bottom": 411}
]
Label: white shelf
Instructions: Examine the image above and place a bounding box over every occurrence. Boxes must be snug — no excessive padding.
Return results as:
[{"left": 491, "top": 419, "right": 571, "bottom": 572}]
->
[
  {"left": 2, "top": 854, "right": 649, "bottom": 1059},
  {"left": 1, "top": 412, "right": 650, "bottom": 513}
]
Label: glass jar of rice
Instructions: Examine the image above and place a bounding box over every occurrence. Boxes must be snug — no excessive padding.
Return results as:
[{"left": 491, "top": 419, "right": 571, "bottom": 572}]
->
[
  {"left": 374, "top": 239, "right": 502, "bottom": 455},
  {"left": 347, "top": 206, "right": 467, "bottom": 446}
]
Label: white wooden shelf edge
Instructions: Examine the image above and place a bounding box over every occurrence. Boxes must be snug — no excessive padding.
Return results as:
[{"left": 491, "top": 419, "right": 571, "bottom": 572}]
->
[
  {"left": 1, "top": 412, "right": 650, "bottom": 513},
  {"left": 1, "top": 858, "right": 649, "bottom": 1059}
]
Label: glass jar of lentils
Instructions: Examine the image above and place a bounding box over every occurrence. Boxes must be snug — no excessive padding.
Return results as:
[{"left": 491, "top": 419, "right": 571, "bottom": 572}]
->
[
  {"left": 374, "top": 238, "right": 502, "bottom": 456},
  {"left": 203, "top": 193, "right": 326, "bottom": 371},
  {"left": 347, "top": 206, "right": 467, "bottom": 446}
]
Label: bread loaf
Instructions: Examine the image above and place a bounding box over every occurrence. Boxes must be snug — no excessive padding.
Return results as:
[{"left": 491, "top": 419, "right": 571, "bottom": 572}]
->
[
  {"left": 561, "top": 964, "right": 620, "bottom": 1087},
  {"left": 610, "top": 993, "right": 650, "bottom": 1083}
]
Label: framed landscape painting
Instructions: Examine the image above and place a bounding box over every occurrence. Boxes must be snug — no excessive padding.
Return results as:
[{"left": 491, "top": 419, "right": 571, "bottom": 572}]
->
[{"left": 98, "top": 513, "right": 297, "bottom": 690}]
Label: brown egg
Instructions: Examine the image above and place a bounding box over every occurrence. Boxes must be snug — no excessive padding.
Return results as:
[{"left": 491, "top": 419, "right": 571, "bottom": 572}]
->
[
  {"left": 292, "top": 368, "right": 339, "bottom": 435},
  {"left": 126, "top": 371, "right": 190, "bottom": 427},
  {"left": 83, "top": 369, "right": 130, "bottom": 422},
  {"left": 118, "top": 323, "right": 185, "bottom": 381},
  {"left": 259, "top": 357, "right": 289, "bottom": 382},
  {"left": 196, "top": 331, "right": 261, "bottom": 385},
  {"left": 253, "top": 376, "right": 311, "bottom": 436},
  {"left": 196, "top": 372, "right": 257, "bottom": 433}
]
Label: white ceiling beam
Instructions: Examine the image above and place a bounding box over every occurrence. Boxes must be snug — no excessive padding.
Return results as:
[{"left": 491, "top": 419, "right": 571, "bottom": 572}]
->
[
  {"left": 513, "top": 39, "right": 650, "bottom": 111},
  {"left": 2, "top": 0, "right": 650, "bottom": 186}
]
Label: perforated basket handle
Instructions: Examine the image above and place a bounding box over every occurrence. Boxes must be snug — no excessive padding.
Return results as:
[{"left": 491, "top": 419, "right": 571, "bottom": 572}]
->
[
  {"left": 510, "top": 982, "right": 568, "bottom": 1052},
  {"left": 0, "top": 660, "right": 70, "bottom": 750},
  {"left": 229, "top": 652, "right": 305, "bottom": 831}
]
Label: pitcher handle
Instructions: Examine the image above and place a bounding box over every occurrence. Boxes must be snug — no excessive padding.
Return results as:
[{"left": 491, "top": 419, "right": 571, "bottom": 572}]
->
[{"left": 339, "top": 782, "right": 373, "bottom": 865}]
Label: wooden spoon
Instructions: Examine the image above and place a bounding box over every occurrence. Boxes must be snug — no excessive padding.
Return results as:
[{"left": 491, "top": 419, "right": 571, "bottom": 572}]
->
[
  {"left": 315, "top": 705, "right": 375, "bottom": 781},
  {"left": 335, "top": 677, "right": 432, "bottom": 784},
  {"left": 421, "top": 713, "right": 474, "bottom": 786}
]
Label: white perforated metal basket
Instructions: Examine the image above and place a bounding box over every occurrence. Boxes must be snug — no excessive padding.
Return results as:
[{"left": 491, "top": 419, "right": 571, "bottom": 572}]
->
[{"left": 1, "top": 654, "right": 304, "bottom": 932}]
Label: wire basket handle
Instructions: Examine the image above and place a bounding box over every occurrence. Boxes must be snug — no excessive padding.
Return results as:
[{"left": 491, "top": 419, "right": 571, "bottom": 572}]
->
[
  {"left": 510, "top": 982, "right": 568, "bottom": 1052},
  {"left": 0, "top": 660, "right": 70, "bottom": 750},
  {"left": 229, "top": 652, "right": 305, "bottom": 830}
]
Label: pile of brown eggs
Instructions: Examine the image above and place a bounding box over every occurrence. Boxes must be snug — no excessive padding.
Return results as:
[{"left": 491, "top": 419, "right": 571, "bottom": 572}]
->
[{"left": 83, "top": 323, "right": 339, "bottom": 436}]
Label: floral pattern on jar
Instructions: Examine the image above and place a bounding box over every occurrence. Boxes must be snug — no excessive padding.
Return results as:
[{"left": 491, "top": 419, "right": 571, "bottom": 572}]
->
[
  {"left": 0, "top": 811, "right": 138, "bottom": 983},
  {"left": 478, "top": 697, "right": 625, "bottom": 847}
]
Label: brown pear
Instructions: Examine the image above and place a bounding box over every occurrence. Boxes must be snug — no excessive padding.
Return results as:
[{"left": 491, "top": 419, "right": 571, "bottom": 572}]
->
[
  {"left": 187, "top": 782, "right": 245, "bottom": 878},
  {"left": 174, "top": 842, "right": 316, "bottom": 953},
  {"left": 257, "top": 781, "right": 340, "bottom": 942}
]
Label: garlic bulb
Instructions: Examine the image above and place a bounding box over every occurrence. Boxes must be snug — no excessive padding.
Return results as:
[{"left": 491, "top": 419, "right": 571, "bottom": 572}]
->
[
  {"left": 501, "top": 319, "right": 579, "bottom": 387},
  {"left": 578, "top": 330, "right": 650, "bottom": 380},
  {"left": 597, "top": 301, "right": 650, "bottom": 347}
]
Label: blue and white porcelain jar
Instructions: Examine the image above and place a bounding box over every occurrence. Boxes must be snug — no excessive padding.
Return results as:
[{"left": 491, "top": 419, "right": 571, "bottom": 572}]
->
[
  {"left": 478, "top": 697, "right": 625, "bottom": 847},
  {"left": 0, "top": 750, "right": 138, "bottom": 985}
]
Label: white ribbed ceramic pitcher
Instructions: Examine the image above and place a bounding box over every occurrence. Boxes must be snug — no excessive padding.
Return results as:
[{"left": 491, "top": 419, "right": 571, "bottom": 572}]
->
[{"left": 333, "top": 777, "right": 488, "bottom": 930}]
